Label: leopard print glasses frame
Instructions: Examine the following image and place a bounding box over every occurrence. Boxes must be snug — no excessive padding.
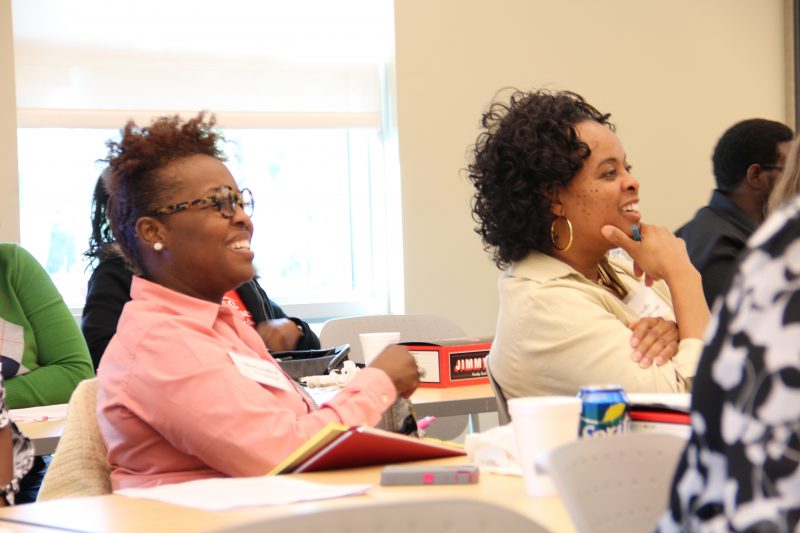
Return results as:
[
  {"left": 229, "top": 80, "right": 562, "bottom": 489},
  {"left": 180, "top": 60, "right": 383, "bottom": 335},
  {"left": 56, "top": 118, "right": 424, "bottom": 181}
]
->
[{"left": 145, "top": 186, "right": 254, "bottom": 219}]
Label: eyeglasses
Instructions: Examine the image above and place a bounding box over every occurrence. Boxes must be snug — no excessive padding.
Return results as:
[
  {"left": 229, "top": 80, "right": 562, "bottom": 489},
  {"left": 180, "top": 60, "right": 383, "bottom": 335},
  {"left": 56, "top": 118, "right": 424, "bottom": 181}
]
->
[
  {"left": 145, "top": 186, "right": 254, "bottom": 219},
  {"left": 760, "top": 164, "right": 784, "bottom": 172}
]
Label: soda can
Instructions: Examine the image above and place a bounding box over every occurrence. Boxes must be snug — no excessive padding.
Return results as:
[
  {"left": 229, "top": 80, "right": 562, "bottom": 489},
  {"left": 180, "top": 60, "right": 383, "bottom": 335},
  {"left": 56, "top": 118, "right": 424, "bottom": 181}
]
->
[{"left": 578, "top": 384, "right": 630, "bottom": 438}]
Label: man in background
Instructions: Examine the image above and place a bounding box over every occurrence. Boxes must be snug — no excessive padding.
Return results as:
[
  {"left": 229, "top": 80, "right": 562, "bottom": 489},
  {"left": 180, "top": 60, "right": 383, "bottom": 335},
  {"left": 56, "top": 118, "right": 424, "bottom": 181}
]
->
[{"left": 676, "top": 119, "right": 793, "bottom": 307}]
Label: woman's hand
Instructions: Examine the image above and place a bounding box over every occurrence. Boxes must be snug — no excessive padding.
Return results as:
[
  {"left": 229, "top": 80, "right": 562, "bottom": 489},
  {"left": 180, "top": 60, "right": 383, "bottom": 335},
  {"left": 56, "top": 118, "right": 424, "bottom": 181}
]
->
[
  {"left": 256, "top": 319, "right": 302, "bottom": 352},
  {"left": 629, "top": 317, "right": 679, "bottom": 368},
  {"left": 603, "top": 223, "right": 710, "bottom": 341},
  {"left": 601, "top": 223, "right": 693, "bottom": 286},
  {"left": 369, "top": 345, "right": 421, "bottom": 398}
]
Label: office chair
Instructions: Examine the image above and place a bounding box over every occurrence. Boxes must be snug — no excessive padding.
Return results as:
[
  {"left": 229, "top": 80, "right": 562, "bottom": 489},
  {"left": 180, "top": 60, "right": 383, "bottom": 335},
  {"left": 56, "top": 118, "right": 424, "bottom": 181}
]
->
[
  {"left": 37, "top": 378, "right": 112, "bottom": 500},
  {"left": 319, "top": 314, "right": 466, "bottom": 364},
  {"left": 215, "top": 498, "right": 551, "bottom": 533},
  {"left": 540, "top": 431, "right": 686, "bottom": 533},
  {"left": 484, "top": 355, "right": 510, "bottom": 425},
  {"left": 320, "top": 314, "right": 471, "bottom": 440}
]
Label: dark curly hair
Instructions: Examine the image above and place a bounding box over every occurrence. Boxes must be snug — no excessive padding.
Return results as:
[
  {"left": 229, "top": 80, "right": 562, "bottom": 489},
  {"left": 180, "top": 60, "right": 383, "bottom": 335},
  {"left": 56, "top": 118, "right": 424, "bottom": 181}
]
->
[
  {"left": 103, "top": 112, "right": 225, "bottom": 274},
  {"left": 467, "top": 89, "right": 613, "bottom": 268},
  {"left": 712, "top": 118, "right": 793, "bottom": 192},
  {"left": 84, "top": 171, "right": 114, "bottom": 266}
]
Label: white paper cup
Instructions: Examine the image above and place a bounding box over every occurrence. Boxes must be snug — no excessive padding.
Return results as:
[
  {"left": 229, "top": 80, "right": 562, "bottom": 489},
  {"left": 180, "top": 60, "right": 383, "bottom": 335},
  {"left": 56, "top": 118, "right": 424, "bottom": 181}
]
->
[
  {"left": 359, "top": 331, "right": 400, "bottom": 365},
  {"left": 508, "top": 396, "right": 581, "bottom": 496}
]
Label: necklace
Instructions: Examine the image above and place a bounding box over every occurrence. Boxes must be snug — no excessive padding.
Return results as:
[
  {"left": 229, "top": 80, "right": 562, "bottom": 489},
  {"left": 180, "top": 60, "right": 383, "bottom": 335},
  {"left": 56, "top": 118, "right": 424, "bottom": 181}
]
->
[{"left": 596, "top": 263, "right": 628, "bottom": 300}]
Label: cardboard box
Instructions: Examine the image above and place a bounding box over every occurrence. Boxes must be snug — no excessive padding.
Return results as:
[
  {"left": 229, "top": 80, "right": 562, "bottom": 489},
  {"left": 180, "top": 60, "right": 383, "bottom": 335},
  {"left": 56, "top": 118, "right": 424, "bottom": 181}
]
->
[{"left": 402, "top": 337, "right": 492, "bottom": 388}]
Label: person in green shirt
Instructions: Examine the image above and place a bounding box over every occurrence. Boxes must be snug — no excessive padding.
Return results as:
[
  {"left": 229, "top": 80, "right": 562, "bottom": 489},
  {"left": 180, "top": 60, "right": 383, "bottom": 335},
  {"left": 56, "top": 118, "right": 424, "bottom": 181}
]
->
[{"left": 0, "top": 242, "right": 94, "bottom": 502}]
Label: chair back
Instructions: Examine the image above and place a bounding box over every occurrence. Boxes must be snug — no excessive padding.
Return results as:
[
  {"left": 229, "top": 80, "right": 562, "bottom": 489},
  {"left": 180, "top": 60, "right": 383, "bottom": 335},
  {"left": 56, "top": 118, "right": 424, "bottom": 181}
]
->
[
  {"left": 319, "top": 314, "right": 466, "bottom": 363},
  {"left": 485, "top": 355, "right": 510, "bottom": 425},
  {"left": 37, "top": 378, "right": 112, "bottom": 500},
  {"left": 215, "top": 498, "right": 550, "bottom": 533},
  {"left": 541, "top": 431, "right": 686, "bottom": 533}
]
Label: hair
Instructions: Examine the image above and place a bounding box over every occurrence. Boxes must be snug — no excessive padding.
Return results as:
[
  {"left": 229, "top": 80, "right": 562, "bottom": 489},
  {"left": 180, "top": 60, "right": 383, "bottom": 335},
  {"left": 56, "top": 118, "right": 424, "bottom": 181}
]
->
[
  {"left": 467, "top": 89, "right": 613, "bottom": 268},
  {"left": 712, "top": 118, "right": 793, "bottom": 192},
  {"left": 84, "top": 169, "right": 118, "bottom": 267},
  {"left": 103, "top": 112, "right": 225, "bottom": 274},
  {"left": 766, "top": 136, "right": 800, "bottom": 215}
]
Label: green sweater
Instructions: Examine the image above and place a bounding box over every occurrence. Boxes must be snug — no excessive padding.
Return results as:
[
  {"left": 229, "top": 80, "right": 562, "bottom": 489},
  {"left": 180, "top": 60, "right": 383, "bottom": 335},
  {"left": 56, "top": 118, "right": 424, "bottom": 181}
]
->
[{"left": 0, "top": 243, "right": 94, "bottom": 408}]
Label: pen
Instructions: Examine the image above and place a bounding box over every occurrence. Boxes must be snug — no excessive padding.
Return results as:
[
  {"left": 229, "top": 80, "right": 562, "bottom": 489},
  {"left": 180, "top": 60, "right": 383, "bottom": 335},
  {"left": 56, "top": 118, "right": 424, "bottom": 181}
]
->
[{"left": 631, "top": 224, "right": 641, "bottom": 242}]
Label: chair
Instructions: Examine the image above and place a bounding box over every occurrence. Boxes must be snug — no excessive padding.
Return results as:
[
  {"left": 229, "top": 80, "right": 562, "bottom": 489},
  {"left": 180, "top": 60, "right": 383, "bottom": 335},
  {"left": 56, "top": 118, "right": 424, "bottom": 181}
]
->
[
  {"left": 484, "top": 355, "right": 510, "bottom": 425},
  {"left": 540, "top": 432, "right": 686, "bottom": 533},
  {"left": 37, "top": 378, "right": 112, "bottom": 500},
  {"left": 216, "top": 498, "right": 550, "bottom": 533},
  {"left": 321, "top": 314, "right": 471, "bottom": 440},
  {"left": 319, "top": 314, "right": 467, "bottom": 364}
]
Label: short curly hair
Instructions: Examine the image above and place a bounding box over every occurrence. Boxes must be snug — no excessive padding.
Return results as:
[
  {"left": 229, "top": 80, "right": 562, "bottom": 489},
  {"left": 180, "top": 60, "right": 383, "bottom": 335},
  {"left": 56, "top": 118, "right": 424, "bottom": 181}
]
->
[
  {"left": 103, "top": 112, "right": 225, "bottom": 274},
  {"left": 467, "top": 89, "right": 613, "bottom": 268},
  {"left": 712, "top": 118, "right": 793, "bottom": 192}
]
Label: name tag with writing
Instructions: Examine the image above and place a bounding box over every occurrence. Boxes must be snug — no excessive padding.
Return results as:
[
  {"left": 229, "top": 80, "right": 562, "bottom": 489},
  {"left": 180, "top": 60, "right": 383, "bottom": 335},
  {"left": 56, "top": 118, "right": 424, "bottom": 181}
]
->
[
  {"left": 228, "top": 351, "right": 292, "bottom": 392},
  {"left": 624, "top": 285, "right": 673, "bottom": 319}
]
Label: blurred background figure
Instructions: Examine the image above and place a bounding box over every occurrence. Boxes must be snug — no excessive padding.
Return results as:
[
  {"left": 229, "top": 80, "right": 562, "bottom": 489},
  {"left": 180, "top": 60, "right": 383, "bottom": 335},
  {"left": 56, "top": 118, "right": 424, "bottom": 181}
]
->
[
  {"left": 660, "top": 185, "right": 800, "bottom": 531},
  {"left": 676, "top": 119, "right": 793, "bottom": 307},
  {"left": 0, "top": 242, "right": 93, "bottom": 502}
]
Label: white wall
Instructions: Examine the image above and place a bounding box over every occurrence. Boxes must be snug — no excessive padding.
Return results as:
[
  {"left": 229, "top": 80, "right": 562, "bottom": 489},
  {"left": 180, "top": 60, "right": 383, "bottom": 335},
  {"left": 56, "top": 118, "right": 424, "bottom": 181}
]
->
[
  {"left": 1, "top": 0, "right": 791, "bottom": 336},
  {"left": 395, "top": 0, "right": 789, "bottom": 336},
  {"left": 0, "top": 0, "right": 19, "bottom": 243}
]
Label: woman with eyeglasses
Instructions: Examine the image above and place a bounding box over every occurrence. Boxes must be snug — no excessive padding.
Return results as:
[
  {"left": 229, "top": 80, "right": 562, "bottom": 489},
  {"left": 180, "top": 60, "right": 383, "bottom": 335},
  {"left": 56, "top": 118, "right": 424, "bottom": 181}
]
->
[
  {"left": 96, "top": 113, "right": 420, "bottom": 489},
  {"left": 81, "top": 172, "right": 321, "bottom": 371}
]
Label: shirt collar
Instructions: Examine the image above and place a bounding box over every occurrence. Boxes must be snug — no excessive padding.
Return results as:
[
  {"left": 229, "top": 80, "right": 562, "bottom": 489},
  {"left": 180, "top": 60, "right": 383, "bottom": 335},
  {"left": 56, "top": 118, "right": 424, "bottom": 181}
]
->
[
  {"left": 708, "top": 190, "right": 756, "bottom": 234},
  {"left": 130, "top": 276, "right": 227, "bottom": 328},
  {"left": 508, "top": 251, "right": 633, "bottom": 286},
  {"left": 508, "top": 251, "right": 584, "bottom": 283}
]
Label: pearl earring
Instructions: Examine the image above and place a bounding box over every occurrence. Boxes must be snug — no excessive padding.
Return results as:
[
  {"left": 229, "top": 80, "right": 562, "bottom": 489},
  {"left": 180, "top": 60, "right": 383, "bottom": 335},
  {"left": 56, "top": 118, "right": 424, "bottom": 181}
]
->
[{"left": 153, "top": 242, "right": 164, "bottom": 251}]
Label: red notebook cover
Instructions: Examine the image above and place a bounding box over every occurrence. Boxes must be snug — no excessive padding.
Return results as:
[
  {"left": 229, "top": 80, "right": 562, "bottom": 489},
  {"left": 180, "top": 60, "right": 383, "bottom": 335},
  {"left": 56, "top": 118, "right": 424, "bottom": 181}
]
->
[
  {"left": 291, "top": 426, "right": 465, "bottom": 473},
  {"left": 629, "top": 409, "right": 690, "bottom": 425}
]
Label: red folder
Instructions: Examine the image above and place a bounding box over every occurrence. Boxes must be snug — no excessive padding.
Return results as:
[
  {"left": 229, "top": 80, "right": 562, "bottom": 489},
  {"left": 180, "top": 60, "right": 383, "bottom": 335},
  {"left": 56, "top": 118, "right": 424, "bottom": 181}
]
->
[
  {"left": 629, "top": 409, "right": 690, "bottom": 425},
  {"left": 269, "top": 424, "right": 465, "bottom": 475}
]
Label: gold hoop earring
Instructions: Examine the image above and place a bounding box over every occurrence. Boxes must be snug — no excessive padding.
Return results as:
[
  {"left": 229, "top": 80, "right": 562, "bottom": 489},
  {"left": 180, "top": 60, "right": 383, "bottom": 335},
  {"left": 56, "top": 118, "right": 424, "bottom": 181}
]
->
[{"left": 550, "top": 216, "right": 573, "bottom": 252}]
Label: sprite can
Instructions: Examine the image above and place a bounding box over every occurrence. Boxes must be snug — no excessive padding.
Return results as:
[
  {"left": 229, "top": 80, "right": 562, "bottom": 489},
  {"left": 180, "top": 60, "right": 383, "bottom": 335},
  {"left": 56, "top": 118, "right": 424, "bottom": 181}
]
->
[{"left": 578, "top": 384, "right": 630, "bottom": 438}]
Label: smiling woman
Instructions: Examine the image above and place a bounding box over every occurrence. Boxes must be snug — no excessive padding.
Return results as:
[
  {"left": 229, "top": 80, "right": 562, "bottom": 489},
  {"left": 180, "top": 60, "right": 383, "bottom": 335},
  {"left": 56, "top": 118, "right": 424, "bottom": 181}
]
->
[
  {"left": 468, "top": 89, "right": 710, "bottom": 399},
  {"left": 95, "top": 113, "right": 421, "bottom": 490}
]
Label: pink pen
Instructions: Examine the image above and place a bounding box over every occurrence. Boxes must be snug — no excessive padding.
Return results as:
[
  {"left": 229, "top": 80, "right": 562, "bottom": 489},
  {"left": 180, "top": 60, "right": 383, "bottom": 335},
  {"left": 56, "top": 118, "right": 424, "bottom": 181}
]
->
[{"left": 417, "top": 416, "right": 436, "bottom": 430}]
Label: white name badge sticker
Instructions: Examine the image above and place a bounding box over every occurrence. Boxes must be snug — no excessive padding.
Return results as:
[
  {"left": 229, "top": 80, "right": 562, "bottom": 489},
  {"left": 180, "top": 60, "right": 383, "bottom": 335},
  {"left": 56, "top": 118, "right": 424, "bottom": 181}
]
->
[
  {"left": 228, "top": 351, "right": 292, "bottom": 392},
  {"left": 624, "top": 285, "right": 673, "bottom": 319}
]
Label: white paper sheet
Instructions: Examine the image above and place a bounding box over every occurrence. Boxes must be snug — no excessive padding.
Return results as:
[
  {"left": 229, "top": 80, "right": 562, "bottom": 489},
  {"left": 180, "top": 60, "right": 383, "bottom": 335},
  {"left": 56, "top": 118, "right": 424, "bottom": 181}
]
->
[
  {"left": 10, "top": 403, "right": 69, "bottom": 422},
  {"left": 626, "top": 393, "right": 691, "bottom": 413},
  {"left": 116, "top": 476, "right": 371, "bottom": 510}
]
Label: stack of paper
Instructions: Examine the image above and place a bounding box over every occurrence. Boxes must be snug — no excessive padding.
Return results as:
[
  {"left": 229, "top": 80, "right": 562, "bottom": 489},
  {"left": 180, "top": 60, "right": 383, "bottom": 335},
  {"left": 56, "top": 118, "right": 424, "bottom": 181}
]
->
[
  {"left": 116, "top": 476, "right": 371, "bottom": 511},
  {"left": 627, "top": 393, "right": 691, "bottom": 438}
]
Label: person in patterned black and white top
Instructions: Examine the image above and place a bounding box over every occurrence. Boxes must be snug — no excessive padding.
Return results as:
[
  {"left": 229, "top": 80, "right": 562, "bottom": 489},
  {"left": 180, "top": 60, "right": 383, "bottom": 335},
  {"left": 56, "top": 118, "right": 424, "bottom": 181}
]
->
[
  {"left": 659, "top": 182, "right": 800, "bottom": 531},
  {"left": 0, "top": 373, "right": 34, "bottom": 505}
]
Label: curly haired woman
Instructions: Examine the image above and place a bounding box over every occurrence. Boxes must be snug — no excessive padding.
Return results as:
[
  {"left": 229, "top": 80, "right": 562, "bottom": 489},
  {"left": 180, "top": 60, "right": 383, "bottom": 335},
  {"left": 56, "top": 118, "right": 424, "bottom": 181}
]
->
[{"left": 468, "top": 89, "right": 709, "bottom": 398}]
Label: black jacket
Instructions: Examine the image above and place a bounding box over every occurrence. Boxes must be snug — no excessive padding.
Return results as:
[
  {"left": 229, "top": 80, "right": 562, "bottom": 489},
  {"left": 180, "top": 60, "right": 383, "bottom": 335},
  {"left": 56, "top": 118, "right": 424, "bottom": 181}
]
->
[
  {"left": 675, "top": 190, "right": 755, "bottom": 307},
  {"left": 81, "top": 256, "right": 320, "bottom": 370}
]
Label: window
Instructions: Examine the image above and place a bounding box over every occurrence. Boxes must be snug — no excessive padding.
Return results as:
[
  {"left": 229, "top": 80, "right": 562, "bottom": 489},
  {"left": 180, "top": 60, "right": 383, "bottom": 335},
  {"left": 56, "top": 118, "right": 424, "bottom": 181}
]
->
[{"left": 12, "top": 0, "right": 399, "bottom": 320}]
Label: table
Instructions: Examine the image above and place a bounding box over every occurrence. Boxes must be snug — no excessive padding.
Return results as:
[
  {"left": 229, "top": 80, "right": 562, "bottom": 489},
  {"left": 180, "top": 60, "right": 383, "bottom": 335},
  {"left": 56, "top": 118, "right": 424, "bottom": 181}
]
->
[
  {"left": 16, "top": 419, "right": 65, "bottom": 456},
  {"left": 0, "top": 457, "right": 575, "bottom": 533},
  {"left": 11, "top": 385, "right": 497, "bottom": 456},
  {"left": 411, "top": 383, "right": 497, "bottom": 432}
]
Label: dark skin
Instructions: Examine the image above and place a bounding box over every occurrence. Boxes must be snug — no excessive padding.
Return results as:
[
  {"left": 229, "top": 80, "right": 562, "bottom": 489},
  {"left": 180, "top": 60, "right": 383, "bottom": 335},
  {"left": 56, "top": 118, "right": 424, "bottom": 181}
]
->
[
  {"left": 726, "top": 140, "right": 792, "bottom": 225},
  {"left": 550, "top": 121, "right": 682, "bottom": 368},
  {"left": 0, "top": 425, "right": 10, "bottom": 507},
  {"left": 135, "top": 154, "right": 420, "bottom": 398}
]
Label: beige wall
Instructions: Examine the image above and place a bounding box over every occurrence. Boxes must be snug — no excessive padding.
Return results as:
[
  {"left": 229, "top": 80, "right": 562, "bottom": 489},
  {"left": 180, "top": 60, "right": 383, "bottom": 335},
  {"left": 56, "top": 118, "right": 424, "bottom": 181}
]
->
[
  {"left": 394, "top": 0, "right": 789, "bottom": 336},
  {"left": 0, "top": 0, "right": 19, "bottom": 242}
]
